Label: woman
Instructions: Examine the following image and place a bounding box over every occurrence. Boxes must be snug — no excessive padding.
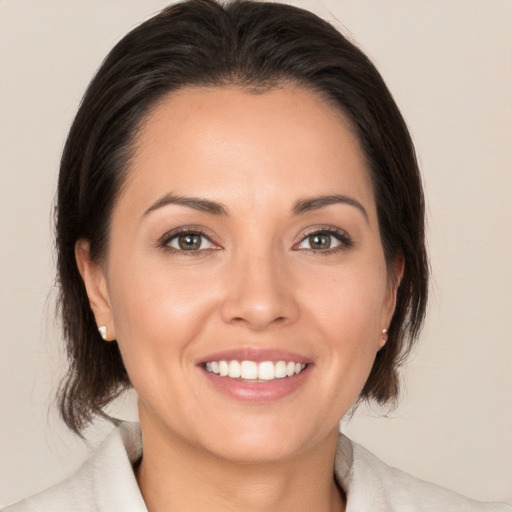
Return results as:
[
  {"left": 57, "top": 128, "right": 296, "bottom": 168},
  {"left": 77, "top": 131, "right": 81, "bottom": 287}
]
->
[{"left": 4, "top": 0, "right": 510, "bottom": 510}]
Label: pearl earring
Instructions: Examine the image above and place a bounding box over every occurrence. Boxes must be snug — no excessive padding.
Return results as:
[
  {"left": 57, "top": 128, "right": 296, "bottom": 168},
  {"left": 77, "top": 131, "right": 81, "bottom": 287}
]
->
[
  {"left": 98, "top": 325, "right": 107, "bottom": 340},
  {"left": 381, "top": 328, "right": 388, "bottom": 342}
]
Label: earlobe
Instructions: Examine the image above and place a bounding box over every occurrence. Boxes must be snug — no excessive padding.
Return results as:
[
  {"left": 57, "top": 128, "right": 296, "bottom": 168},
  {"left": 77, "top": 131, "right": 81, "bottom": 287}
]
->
[
  {"left": 378, "top": 328, "right": 388, "bottom": 350},
  {"left": 75, "top": 239, "right": 116, "bottom": 341}
]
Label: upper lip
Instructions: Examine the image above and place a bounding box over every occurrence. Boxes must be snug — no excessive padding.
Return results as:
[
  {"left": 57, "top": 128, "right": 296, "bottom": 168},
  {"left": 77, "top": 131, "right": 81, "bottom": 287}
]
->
[{"left": 196, "top": 347, "right": 312, "bottom": 365}]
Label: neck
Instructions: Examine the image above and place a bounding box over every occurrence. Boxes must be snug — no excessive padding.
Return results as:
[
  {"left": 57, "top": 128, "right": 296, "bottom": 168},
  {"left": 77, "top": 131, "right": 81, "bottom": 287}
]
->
[{"left": 136, "top": 414, "right": 345, "bottom": 512}]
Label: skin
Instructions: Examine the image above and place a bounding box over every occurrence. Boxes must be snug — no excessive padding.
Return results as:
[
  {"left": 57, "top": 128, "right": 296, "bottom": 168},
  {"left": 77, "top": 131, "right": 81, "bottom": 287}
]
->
[{"left": 76, "top": 85, "right": 402, "bottom": 512}]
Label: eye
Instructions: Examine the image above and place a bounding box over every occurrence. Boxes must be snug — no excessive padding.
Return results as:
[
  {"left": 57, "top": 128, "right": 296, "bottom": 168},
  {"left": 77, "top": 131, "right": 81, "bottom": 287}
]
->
[
  {"left": 164, "top": 231, "right": 217, "bottom": 252},
  {"left": 295, "top": 229, "right": 351, "bottom": 252}
]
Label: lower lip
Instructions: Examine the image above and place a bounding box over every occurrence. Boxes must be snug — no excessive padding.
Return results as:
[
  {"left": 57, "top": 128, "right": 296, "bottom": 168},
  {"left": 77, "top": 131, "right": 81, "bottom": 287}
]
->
[{"left": 200, "top": 366, "right": 311, "bottom": 402}]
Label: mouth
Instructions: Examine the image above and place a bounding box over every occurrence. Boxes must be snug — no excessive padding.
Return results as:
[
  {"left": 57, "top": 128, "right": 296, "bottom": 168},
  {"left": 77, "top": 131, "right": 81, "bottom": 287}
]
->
[
  {"left": 203, "top": 360, "right": 307, "bottom": 382},
  {"left": 198, "top": 350, "right": 312, "bottom": 402}
]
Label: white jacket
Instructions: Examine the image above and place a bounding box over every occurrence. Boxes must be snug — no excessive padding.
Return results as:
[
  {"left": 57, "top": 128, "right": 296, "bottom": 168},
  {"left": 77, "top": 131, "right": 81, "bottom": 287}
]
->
[{"left": 4, "top": 422, "right": 510, "bottom": 511}]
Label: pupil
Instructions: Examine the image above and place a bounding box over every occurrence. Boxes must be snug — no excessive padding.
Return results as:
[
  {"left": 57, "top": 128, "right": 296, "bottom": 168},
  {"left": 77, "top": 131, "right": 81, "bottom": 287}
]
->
[
  {"left": 179, "top": 234, "right": 201, "bottom": 250},
  {"left": 310, "top": 233, "right": 331, "bottom": 249}
]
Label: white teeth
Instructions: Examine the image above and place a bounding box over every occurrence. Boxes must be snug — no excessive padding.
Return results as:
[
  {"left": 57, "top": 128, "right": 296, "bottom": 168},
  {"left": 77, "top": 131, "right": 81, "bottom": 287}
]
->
[
  {"left": 228, "top": 360, "right": 241, "bottom": 378},
  {"left": 258, "top": 361, "right": 275, "bottom": 380},
  {"left": 240, "top": 360, "right": 258, "bottom": 380},
  {"left": 275, "top": 361, "right": 287, "bottom": 379},
  {"left": 219, "top": 360, "right": 229, "bottom": 377},
  {"left": 205, "top": 359, "right": 307, "bottom": 381}
]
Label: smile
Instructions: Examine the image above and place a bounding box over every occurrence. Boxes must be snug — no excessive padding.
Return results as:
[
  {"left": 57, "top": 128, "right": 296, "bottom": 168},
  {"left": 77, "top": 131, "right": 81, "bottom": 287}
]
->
[{"left": 204, "top": 360, "right": 307, "bottom": 381}]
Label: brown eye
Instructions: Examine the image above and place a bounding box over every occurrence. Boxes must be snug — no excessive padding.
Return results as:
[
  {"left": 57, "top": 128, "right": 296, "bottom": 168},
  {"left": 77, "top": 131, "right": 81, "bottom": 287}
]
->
[
  {"left": 308, "top": 233, "right": 332, "bottom": 250},
  {"left": 167, "top": 232, "right": 214, "bottom": 251},
  {"left": 178, "top": 234, "right": 202, "bottom": 250},
  {"left": 296, "top": 230, "right": 347, "bottom": 251}
]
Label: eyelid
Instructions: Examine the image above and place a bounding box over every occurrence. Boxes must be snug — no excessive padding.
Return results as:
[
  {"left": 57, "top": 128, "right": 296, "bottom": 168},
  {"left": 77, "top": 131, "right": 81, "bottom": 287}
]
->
[
  {"left": 292, "top": 225, "right": 353, "bottom": 251},
  {"left": 157, "top": 225, "right": 221, "bottom": 252}
]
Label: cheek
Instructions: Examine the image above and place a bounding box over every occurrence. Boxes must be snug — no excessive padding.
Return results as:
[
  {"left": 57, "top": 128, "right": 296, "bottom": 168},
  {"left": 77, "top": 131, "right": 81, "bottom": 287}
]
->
[
  {"left": 302, "top": 259, "right": 387, "bottom": 334},
  {"left": 298, "top": 259, "right": 388, "bottom": 385},
  {"left": 107, "top": 257, "right": 219, "bottom": 368}
]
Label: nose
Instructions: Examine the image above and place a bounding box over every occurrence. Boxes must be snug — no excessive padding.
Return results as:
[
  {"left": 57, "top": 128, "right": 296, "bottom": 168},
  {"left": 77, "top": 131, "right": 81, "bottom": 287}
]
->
[{"left": 220, "top": 250, "right": 300, "bottom": 331}]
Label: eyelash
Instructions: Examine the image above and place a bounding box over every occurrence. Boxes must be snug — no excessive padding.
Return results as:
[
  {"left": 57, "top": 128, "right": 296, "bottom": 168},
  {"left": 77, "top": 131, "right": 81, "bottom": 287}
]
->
[
  {"left": 294, "top": 227, "right": 353, "bottom": 255},
  {"left": 157, "top": 226, "right": 353, "bottom": 256},
  {"left": 157, "top": 227, "right": 219, "bottom": 256}
]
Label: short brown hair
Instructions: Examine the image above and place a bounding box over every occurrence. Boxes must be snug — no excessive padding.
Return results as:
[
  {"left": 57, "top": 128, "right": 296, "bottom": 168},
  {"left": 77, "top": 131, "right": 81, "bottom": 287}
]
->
[{"left": 56, "top": 0, "right": 428, "bottom": 435}]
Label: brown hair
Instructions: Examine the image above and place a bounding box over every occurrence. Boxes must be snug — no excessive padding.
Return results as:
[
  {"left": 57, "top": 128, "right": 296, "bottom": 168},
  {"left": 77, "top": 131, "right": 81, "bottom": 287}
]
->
[{"left": 56, "top": 0, "right": 428, "bottom": 435}]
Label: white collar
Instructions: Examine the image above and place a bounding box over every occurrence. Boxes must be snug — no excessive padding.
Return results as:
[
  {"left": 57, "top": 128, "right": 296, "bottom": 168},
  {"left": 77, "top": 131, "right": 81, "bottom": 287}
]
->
[{"left": 19, "top": 421, "right": 502, "bottom": 512}]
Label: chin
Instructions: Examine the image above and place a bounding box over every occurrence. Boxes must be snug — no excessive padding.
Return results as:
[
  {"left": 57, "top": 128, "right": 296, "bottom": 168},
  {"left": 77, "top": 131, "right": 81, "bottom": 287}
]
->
[
  {"left": 204, "top": 434, "right": 304, "bottom": 465},
  {"left": 193, "top": 416, "right": 333, "bottom": 465}
]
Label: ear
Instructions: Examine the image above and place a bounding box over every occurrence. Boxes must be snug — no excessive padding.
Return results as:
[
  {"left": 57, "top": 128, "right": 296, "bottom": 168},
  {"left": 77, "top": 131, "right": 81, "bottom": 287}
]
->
[
  {"left": 75, "top": 239, "right": 116, "bottom": 341},
  {"left": 378, "top": 252, "right": 405, "bottom": 349}
]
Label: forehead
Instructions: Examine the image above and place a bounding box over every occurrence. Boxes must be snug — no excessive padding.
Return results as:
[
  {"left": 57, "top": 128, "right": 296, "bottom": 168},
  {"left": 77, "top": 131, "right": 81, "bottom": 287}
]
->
[{"left": 120, "top": 85, "right": 375, "bottom": 217}]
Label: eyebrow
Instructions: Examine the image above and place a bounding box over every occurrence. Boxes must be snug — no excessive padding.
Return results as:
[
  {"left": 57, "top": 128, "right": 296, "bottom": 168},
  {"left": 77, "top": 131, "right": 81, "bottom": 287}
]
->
[
  {"left": 143, "top": 193, "right": 228, "bottom": 217},
  {"left": 143, "top": 192, "right": 368, "bottom": 221},
  {"left": 293, "top": 194, "right": 369, "bottom": 222}
]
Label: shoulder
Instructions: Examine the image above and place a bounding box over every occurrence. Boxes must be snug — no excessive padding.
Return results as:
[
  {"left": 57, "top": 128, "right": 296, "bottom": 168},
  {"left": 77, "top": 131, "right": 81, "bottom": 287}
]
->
[
  {"left": 3, "top": 422, "right": 147, "bottom": 512},
  {"left": 335, "top": 434, "right": 512, "bottom": 512},
  {"left": 2, "top": 471, "right": 94, "bottom": 512}
]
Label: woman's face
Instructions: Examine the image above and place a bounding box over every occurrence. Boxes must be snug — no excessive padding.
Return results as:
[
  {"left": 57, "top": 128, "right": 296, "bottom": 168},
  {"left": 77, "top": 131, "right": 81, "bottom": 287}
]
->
[{"left": 80, "top": 85, "right": 400, "bottom": 463}]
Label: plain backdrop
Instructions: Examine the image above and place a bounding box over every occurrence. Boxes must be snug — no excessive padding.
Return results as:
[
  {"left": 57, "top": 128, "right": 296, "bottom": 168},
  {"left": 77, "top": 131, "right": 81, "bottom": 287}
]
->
[{"left": 1, "top": 0, "right": 511, "bottom": 507}]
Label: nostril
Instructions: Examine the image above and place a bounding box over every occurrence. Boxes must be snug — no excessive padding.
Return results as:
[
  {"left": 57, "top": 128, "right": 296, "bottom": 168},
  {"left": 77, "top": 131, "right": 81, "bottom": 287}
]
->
[
  {"left": 230, "top": 314, "right": 287, "bottom": 328},
  {"left": 220, "top": 280, "right": 300, "bottom": 330}
]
